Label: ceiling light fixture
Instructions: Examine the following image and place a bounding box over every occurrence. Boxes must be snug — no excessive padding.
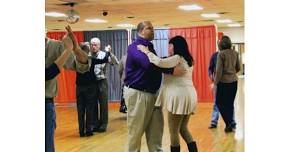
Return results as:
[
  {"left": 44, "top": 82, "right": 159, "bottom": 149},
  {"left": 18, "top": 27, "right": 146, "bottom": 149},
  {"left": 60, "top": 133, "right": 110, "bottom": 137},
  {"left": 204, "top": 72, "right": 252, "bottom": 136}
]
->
[
  {"left": 201, "top": 13, "right": 220, "bottom": 18},
  {"left": 216, "top": 19, "right": 232, "bottom": 23},
  {"left": 65, "top": 2, "right": 80, "bottom": 24},
  {"left": 227, "top": 23, "right": 242, "bottom": 27},
  {"left": 85, "top": 18, "right": 107, "bottom": 23},
  {"left": 45, "top": 12, "right": 66, "bottom": 17},
  {"left": 178, "top": 4, "right": 203, "bottom": 11},
  {"left": 66, "top": 9, "right": 80, "bottom": 24},
  {"left": 116, "top": 23, "right": 135, "bottom": 28}
]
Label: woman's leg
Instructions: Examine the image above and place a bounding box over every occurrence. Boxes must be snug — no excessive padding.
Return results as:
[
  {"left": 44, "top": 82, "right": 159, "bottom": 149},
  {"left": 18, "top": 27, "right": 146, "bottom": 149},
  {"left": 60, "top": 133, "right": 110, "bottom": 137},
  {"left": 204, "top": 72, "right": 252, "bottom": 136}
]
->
[
  {"left": 180, "top": 114, "right": 198, "bottom": 152},
  {"left": 167, "top": 112, "right": 183, "bottom": 146},
  {"left": 180, "top": 115, "right": 193, "bottom": 143}
]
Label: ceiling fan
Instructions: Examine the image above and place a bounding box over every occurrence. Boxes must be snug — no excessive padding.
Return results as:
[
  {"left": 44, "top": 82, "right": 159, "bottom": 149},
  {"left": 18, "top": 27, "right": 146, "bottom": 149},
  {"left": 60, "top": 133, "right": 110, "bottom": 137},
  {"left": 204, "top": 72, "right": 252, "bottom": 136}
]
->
[{"left": 60, "top": 2, "right": 80, "bottom": 24}]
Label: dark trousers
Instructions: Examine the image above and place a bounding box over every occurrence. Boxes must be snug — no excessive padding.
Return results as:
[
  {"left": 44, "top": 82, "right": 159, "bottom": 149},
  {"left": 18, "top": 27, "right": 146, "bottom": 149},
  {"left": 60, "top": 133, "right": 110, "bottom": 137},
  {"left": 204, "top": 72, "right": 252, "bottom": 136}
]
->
[
  {"left": 216, "top": 81, "right": 238, "bottom": 127},
  {"left": 76, "top": 83, "right": 97, "bottom": 134},
  {"left": 93, "top": 79, "right": 109, "bottom": 129}
]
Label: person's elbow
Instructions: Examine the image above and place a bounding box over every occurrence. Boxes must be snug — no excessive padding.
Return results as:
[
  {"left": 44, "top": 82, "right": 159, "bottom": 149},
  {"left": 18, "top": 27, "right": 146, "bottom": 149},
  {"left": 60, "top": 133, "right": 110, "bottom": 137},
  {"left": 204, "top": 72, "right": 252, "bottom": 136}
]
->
[
  {"left": 236, "top": 68, "right": 241, "bottom": 73},
  {"left": 76, "top": 60, "right": 91, "bottom": 73},
  {"left": 236, "top": 65, "right": 241, "bottom": 73}
]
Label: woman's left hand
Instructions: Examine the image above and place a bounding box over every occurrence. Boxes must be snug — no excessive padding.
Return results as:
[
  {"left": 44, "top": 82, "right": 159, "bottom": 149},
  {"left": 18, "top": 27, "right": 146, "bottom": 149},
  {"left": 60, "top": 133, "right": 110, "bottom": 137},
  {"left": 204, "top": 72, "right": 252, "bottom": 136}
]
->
[{"left": 137, "top": 45, "right": 150, "bottom": 54}]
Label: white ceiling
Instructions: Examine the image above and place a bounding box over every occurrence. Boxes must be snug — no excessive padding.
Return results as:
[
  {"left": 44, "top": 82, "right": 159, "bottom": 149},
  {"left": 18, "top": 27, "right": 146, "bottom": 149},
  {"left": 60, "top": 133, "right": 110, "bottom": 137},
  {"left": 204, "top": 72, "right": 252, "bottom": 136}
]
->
[{"left": 45, "top": 0, "right": 244, "bottom": 31}]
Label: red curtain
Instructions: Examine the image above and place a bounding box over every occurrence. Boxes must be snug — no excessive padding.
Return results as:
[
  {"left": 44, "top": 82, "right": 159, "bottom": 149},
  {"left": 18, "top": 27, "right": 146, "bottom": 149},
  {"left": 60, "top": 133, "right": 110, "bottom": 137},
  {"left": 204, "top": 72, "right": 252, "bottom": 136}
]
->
[
  {"left": 169, "top": 25, "right": 216, "bottom": 102},
  {"left": 46, "top": 31, "right": 84, "bottom": 103}
]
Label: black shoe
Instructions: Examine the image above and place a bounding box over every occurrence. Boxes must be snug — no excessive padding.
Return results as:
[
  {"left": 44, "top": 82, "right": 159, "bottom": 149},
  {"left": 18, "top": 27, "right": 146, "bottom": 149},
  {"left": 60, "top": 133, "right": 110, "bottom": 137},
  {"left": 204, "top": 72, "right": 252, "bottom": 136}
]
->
[
  {"left": 92, "top": 125, "right": 100, "bottom": 132},
  {"left": 231, "top": 122, "right": 236, "bottom": 129},
  {"left": 97, "top": 126, "right": 107, "bottom": 132},
  {"left": 224, "top": 127, "right": 234, "bottom": 133},
  {"left": 225, "top": 122, "right": 236, "bottom": 133},
  {"left": 208, "top": 124, "right": 217, "bottom": 129},
  {"left": 119, "top": 105, "right": 127, "bottom": 113},
  {"left": 79, "top": 132, "right": 85, "bottom": 137},
  {"left": 92, "top": 127, "right": 98, "bottom": 132},
  {"left": 187, "top": 141, "right": 198, "bottom": 152},
  {"left": 86, "top": 132, "right": 93, "bottom": 136},
  {"left": 224, "top": 127, "right": 233, "bottom": 133},
  {"left": 170, "top": 145, "right": 180, "bottom": 152}
]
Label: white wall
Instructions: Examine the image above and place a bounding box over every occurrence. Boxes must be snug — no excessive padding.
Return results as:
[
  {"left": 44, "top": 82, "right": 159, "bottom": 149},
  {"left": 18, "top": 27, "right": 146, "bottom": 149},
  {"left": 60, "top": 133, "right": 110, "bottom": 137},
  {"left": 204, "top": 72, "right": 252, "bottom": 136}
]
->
[{"left": 218, "top": 27, "right": 244, "bottom": 43}]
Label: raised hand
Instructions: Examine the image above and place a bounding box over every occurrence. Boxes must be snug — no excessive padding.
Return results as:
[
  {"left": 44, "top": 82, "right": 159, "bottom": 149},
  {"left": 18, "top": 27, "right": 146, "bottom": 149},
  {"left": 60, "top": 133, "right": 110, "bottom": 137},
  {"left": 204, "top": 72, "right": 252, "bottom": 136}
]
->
[
  {"left": 65, "top": 25, "right": 80, "bottom": 51},
  {"left": 64, "top": 25, "right": 88, "bottom": 64},
  {"left": 105, "top": 45, "right": 112, "bottom": 52},
  {"left": 62, "top": 34, "right": 73, "bottom": 51}
]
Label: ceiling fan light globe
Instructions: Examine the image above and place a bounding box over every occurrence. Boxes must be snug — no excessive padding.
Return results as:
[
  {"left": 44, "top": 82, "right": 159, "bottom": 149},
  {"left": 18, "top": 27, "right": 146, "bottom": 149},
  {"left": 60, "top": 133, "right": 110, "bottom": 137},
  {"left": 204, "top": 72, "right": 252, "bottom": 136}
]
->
[{"left": 65, "top": 9, "right": 80, "bottom": 24}]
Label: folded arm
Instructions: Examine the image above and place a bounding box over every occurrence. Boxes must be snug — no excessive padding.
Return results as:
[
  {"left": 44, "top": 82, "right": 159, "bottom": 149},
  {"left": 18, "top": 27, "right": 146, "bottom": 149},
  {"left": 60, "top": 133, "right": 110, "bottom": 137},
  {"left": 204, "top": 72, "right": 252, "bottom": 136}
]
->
[{"left": 137, "top": 45, "right": 180, "bottom": 68}]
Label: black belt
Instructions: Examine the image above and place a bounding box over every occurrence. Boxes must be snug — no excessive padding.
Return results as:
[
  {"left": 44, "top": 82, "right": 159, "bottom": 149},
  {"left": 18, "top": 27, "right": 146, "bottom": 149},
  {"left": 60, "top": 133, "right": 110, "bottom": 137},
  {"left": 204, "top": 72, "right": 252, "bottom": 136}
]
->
[
  {"left": 125, "top": 85, "right": 155, "bottom": 94},
  {"left": 45, "top": 97, "right": 54, "bottom": 103}
]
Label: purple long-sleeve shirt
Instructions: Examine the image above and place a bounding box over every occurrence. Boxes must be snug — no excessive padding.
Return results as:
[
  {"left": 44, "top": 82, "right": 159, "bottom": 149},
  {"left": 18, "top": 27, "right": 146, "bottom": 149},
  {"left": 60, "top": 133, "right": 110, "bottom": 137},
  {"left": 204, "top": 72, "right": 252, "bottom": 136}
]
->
[{"left": 124, "top": 36, "right": 173, "bottom": 93}]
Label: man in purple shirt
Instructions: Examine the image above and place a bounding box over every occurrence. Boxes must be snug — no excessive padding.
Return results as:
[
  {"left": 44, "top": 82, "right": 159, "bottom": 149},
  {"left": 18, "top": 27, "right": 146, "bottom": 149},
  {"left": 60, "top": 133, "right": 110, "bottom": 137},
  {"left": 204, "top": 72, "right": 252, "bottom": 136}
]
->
[{"left": 124, "top": 21, "right": 185, "bottom": 152}]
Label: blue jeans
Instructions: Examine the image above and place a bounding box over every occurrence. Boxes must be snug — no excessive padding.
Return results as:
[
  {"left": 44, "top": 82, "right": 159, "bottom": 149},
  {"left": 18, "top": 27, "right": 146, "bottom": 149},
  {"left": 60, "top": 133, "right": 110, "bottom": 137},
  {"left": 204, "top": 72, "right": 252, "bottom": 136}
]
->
[
  {"left": 45, "top": 101, "right": 56, "bottom": 152},
  {"left": 210, "top": 101, "right": 220, "bottom": 126},
  {"left": 210, "top": 87, "right": 219, "bottom": 125}
]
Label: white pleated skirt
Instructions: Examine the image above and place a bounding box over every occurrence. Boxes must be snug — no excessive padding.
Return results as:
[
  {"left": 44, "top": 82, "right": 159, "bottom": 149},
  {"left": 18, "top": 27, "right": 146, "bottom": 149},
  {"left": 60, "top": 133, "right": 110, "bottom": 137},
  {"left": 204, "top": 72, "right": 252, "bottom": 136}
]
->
[{"left": 155, "top": 84, "right": 198, "bottom": 115}]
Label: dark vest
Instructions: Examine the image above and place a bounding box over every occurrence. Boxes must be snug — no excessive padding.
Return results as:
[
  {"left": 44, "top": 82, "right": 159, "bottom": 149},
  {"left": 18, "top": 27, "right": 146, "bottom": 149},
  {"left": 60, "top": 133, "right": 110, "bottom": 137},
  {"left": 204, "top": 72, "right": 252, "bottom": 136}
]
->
[{"left": 76, "top": 65, "right": 96, "bottom": 86}]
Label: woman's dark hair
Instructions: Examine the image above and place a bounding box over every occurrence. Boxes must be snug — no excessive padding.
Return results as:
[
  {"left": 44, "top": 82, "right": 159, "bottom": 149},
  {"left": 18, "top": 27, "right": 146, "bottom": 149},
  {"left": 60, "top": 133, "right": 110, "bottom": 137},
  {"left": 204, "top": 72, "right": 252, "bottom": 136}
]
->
[
  {"left": 169, "top": 36, "right": 194, "bottom": 67},
  {"left": 219, "top": 35, "right": 232, "bottom": 50}
]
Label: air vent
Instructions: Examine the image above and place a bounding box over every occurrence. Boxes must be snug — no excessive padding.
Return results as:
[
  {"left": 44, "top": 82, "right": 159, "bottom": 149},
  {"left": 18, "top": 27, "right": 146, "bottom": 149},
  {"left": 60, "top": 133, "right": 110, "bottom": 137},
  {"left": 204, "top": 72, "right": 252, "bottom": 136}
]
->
[{"left": 127, "top": 16, "right": 135, "bottom": 19}]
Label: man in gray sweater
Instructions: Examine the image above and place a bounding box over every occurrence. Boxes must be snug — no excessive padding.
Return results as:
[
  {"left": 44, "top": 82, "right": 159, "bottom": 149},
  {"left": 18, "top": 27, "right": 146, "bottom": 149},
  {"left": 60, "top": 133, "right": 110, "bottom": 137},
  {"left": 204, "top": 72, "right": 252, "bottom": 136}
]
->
[{"left": 45, "top": 26, "right": 90, "bottom": 152}]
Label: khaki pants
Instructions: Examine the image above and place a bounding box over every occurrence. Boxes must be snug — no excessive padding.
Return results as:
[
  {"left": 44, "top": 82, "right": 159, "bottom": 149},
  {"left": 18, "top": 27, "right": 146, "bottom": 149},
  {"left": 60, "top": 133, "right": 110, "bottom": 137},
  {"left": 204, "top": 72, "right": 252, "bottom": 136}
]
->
[{"left": 124, "top": 87, "right": 164, "bottom": 152}]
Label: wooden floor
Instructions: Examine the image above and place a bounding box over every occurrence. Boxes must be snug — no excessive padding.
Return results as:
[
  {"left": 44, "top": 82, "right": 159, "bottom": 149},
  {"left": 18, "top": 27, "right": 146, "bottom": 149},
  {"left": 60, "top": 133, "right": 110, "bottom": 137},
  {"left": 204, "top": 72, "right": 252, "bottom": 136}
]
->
[
  {"left": 55, "top": 104, "right": 244, "bottom": 152},
  {"left": 55, "top": 78, "right": 244, "bottom": 152}
]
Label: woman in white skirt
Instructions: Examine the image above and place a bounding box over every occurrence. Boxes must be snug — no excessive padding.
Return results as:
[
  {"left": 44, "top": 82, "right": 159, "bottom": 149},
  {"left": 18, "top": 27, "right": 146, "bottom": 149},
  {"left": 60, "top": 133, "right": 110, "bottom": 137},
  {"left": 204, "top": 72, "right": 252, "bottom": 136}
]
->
[{"left": 138, "top": 36, "right": 198, "bottom": 152}]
